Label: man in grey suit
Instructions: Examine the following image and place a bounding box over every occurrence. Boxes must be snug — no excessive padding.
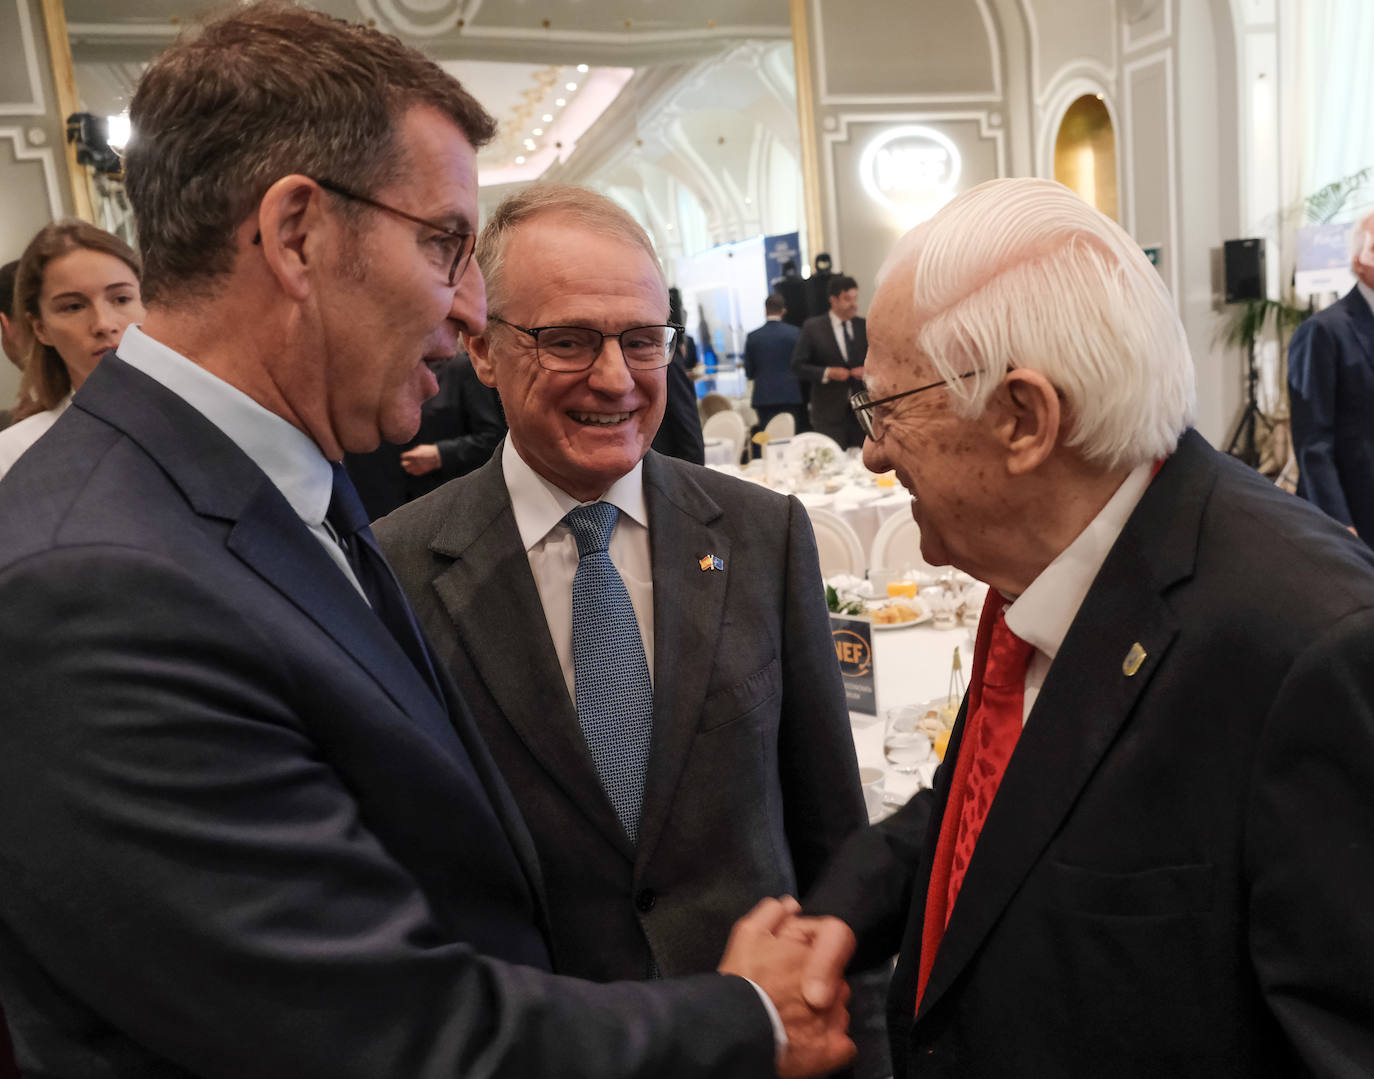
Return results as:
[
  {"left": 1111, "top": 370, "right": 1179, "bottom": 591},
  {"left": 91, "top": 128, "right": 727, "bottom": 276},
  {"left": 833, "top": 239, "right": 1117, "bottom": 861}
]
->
[
  {"left": 376, "top": 185, "right": 873, "bottom": 1024},
  {"left": 791, "top": 275, "right": 867, "bottom": 448},
  {"left": 0, "top": 6, "right": 857, "bottom": 1076}
]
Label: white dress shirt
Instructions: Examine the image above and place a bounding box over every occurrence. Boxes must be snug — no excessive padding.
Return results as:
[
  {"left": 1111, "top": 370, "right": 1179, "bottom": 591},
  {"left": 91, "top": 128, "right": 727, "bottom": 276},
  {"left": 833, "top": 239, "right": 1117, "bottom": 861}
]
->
[
  {"left": 1003, "top": 460, "right": 1155, "bottom": 724},
  {"left": 501, "top": 436, "right": 655, "bottom": 703},
  {"left": 0, "top": 395, "right": 71, "bottom": 481},
  {"left": 823, "top": 311, "right": 854, "bottom": 380},
  {"left": 116, "top": 325, "right": 364, "bottom": 596}
]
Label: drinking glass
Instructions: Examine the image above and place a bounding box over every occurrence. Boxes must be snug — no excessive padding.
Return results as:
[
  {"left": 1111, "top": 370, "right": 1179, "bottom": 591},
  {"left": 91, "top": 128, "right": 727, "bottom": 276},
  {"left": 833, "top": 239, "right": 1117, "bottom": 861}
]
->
[{"left": 883, "top": 705, "right": 933, "bottom": 773}]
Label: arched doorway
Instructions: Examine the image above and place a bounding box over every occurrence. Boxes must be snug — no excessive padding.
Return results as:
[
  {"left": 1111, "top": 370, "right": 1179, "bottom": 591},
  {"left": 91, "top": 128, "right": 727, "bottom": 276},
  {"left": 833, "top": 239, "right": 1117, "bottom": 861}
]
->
[{"left": 1053, "top": 94, "right": 1119, "bottom": 221}]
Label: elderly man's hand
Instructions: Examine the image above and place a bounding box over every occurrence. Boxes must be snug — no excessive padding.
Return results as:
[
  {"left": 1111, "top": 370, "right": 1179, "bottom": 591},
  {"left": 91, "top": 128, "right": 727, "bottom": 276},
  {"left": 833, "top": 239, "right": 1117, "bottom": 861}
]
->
[
  {"left": 717, "top": 897, "right": 857, "bottom": 1078},
  {"left": 400, "top": 444, "right": 441, "bottom": 475}
]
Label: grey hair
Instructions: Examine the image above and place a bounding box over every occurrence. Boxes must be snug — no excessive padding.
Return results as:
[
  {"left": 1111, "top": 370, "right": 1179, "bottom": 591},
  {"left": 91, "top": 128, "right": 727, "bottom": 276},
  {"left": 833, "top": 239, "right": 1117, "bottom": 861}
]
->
[
  {"left": 476, "top": 184, "right": 665, "bottom": 317},
  {"left": 1349, "top": 210, "right": 1374, "bottom": 262},
  {"left": 877, "top": 178, "right": 1195, "bottom": 471}
]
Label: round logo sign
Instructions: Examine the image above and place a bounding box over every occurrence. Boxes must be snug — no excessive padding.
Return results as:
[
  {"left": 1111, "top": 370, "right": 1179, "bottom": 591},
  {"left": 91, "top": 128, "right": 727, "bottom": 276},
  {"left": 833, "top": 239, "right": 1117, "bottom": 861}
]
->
[
  {"left": 859, "top": 125, "right": 962, "bottom": 225},
  {"left": 833, "top": 629, "right": 872, "bottom": 678}
]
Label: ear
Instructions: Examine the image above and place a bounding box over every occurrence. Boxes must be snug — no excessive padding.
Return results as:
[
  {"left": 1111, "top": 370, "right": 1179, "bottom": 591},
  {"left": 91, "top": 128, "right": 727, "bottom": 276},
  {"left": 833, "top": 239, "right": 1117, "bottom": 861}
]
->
[
  {"left": 990, "top": 368, "right": 1061, "bottom": 476},
  {"left": 253, "top": 176, "right": 333, "bottom": 303},
  {"left": 466, "top": 331, "right": 499, "bottom": 389},
  {"left": 29, "top": 314, "right": 51, "bottom": 348}
]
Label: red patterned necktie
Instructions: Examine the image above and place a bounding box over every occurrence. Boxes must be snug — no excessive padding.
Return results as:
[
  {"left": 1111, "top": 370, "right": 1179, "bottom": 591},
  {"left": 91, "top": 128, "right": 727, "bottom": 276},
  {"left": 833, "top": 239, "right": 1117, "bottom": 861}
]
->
[{"left": 915, "top": 590, "right": 1034, "bottom": 1011}]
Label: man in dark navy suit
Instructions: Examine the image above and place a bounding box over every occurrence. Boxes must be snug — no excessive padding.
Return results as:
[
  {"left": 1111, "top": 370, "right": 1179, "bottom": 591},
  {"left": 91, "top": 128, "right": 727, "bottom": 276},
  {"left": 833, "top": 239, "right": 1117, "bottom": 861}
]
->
[
  {"left": 1288, "top": 210, "right": 1374, "bottom": 544},
  {"left": 791, "top": 275, "right": 867, "bottom": 447},
  {"left": 0, "top": 5, "right": 857, "bottom": 1077},
  {"left": 745, "top": 293, "right": 805, "bottom": 437}
]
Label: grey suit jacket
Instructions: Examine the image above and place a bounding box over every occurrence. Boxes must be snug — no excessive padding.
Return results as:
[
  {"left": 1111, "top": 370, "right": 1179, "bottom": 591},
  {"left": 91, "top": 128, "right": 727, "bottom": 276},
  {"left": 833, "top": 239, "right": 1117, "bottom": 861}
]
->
[{"left": 376, "top": 447, "right": 867, "bottom": 982}]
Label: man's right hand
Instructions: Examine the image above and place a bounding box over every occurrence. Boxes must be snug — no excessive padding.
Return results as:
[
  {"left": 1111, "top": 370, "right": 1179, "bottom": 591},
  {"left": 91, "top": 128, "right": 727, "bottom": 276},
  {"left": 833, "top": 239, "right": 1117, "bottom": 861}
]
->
[
  {"left": 823, "top": 366, "right": 851, "bottom": 382},
  {"left": 718, "top": 897, "right": 857, "bottom": 1078}
]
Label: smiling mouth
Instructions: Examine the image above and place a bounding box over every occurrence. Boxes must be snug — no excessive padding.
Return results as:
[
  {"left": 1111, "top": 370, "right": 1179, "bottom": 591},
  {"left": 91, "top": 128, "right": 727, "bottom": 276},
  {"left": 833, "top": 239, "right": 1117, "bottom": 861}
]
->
[{"left": 570, "top": 410, "right": 632, "bottom": 427}]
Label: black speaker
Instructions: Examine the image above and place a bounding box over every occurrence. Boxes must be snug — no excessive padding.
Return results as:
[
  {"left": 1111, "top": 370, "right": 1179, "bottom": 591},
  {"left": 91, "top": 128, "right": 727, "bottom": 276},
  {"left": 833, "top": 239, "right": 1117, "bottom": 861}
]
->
[{"left": 1223, "top": 238, "right": 1265, "bottom": 303}]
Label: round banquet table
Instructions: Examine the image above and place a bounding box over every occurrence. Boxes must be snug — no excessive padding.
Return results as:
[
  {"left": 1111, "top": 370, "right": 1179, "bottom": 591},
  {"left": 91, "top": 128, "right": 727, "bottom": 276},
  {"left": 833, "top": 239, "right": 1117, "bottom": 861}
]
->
[{"left": 702, "top": 437, "right": 736, "bottom": 466}]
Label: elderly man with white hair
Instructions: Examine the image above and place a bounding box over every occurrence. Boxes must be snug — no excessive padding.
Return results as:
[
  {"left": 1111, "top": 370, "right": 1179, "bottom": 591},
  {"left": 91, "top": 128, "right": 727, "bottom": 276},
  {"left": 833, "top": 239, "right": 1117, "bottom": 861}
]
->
[
  {"left": 1288, "top": 209, "right": 1374, "bottom": 545},
  {"left": 804, "top": 178, "right": 1374, "bottom": 1078}
]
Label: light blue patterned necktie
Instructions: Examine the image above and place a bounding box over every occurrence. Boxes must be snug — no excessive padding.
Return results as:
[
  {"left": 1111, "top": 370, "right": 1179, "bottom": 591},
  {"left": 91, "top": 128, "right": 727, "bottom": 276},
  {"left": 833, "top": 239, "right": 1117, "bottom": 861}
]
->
[{"left": 564, "top": 502, "right": 655, "bottom": 844}]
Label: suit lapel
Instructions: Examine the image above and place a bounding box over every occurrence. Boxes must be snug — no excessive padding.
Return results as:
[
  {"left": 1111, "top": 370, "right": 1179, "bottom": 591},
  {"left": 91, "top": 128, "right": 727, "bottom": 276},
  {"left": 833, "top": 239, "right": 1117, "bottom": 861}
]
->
[
  {"left": 634, "top": 454, "right": 730, "bottom": 868},
  {"left": 1341, "top": 286, "right": 1374, "bottom": 358},
  {"left": 427, "top": 455, "right": 633, "bottom": 857},
  {"left": 914, "top": 435, "right": 1216, "bottom": 1020},
  {"left": 76, "top": 359, "right": 458, "bottom": 754}
]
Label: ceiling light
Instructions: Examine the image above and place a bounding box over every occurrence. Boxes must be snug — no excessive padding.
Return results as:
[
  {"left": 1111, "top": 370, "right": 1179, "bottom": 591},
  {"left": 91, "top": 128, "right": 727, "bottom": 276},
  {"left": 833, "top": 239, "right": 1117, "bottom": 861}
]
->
[
  {"left": 532, "top": 128, "right": 543, "bottom": 136},
  {"left": 524, "top": 138, "right": 536, "bottom": 149},
  {"left": 543, "top": 114, "right": 554, "bottom": 122},
  {"left": 665, "top": 223, "right": 674, "bottom": 230},
  {"left": 105, "top": 111, "right": 131, "bottom": 152},
  {"left": 555, "top": 98, "right": 566, "bottom": 107},
  {"left": 566, "top": 82, "right": 578, "bottom": 92},
  {"left": 577, "top": 64, "right": 589, "bottom": 73},
  {"left": 515, "top": 155, "right": 526, "bottom": 164}
]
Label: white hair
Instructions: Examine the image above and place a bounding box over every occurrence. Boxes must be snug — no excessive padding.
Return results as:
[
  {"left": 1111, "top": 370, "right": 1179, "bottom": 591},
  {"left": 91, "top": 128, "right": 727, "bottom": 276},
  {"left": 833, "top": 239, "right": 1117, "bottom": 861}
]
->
[{"left": 877, "top": 178, "right": 1195, "bottom": 471}]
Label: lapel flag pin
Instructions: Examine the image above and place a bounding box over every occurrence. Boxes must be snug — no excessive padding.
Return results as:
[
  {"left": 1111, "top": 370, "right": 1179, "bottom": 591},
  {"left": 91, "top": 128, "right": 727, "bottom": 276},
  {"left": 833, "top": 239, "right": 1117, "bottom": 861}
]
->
[
  {"left": 698, "top": 554, "right": 724, "bottom": 572},
  {"left": 1122, "top": 642, "right": 1147, "bottom": 676}
]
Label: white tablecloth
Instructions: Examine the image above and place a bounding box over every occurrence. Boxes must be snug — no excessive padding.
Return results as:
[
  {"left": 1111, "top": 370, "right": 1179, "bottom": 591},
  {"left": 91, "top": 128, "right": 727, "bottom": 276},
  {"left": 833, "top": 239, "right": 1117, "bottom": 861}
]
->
[
  {"left": 706, "top": 463, "right": 912, "bottom": 572},
  {"left": 850, "top": 619, "right": 976, "bottom": 819}
]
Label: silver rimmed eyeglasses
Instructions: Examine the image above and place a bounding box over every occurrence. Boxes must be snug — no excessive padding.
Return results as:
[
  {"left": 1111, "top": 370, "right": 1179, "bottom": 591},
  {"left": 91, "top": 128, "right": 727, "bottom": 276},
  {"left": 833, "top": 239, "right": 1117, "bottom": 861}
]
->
[
  {"left": 849, "top": 370, "right": 981, "bottom": 442},
  {"left": 487, "top": 316, "right": 683, "bottom": 373}
]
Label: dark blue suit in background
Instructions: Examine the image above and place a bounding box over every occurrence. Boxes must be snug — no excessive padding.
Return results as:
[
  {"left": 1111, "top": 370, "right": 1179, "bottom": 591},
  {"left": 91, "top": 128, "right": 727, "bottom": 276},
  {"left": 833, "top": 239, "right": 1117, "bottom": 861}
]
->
[
  {"left": 744, "top": 318, "right": 804, "bottom": 433},
  {"left": 1288, "top": 285, "right": 1374, "bottom": 542}
]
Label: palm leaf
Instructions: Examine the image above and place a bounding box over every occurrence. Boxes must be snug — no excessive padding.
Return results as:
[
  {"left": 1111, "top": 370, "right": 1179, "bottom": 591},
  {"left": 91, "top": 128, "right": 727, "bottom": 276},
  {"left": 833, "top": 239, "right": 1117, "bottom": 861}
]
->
[{"left": 1304, "top": 167, "right": 1372, "bottom": 224}]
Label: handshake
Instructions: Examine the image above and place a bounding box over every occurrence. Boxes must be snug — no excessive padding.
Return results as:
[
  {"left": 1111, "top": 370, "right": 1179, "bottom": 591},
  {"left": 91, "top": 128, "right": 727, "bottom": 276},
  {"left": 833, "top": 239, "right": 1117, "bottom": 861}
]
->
[{"left": 717, "top": 896, "right": 859, "bottom": 1078}]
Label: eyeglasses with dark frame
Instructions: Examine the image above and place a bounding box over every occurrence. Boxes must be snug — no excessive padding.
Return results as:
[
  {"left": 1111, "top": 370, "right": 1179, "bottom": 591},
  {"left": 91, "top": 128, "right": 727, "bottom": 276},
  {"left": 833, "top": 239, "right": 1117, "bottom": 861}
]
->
[
  {"left": 487, "top": 315, "right": 684, "bottom": 373},
  {"left": 251, "top": 178, "right": 476, "bottom": 286},
  {"left": 315, "top": 179, "right": 476, "bottom": 287},
  {"left": 849, "top": 370, "right": 981, "bottom": 442}
]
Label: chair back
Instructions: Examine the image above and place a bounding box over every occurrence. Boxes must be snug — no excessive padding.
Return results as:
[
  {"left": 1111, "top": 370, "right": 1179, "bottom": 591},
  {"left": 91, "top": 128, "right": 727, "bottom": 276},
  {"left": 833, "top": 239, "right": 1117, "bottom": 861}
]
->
[
  {"left": 785, "top": 430, "right": 843, "bottom": 462},
  {"left": 806, "top": 507, "right": 866, "bottom": 578},
  {"left": 702, "top": 408, "right": 747, "bottom": 465},
  {"left": 763, "top": 411, "right": 796, "bottom": 440},
  {"left": 869, "top": 510, "right": 939, "bottom": 576},
  {"left": 699, "top": 392, "right": 733, "bottom": 420}
]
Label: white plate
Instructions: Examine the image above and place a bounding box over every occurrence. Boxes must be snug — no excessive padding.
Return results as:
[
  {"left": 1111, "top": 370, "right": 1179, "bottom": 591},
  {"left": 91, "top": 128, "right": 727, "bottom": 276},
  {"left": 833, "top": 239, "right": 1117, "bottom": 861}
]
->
[{"left": 866, "top": 602, "right": 933, "bottom": 629}]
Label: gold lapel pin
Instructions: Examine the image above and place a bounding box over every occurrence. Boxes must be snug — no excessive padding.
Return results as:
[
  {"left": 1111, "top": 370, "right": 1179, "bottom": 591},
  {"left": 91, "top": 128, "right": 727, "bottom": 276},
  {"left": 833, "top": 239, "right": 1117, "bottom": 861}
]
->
[{"left": 1122, "top": 642, "right": 1147, "bottom": 676}]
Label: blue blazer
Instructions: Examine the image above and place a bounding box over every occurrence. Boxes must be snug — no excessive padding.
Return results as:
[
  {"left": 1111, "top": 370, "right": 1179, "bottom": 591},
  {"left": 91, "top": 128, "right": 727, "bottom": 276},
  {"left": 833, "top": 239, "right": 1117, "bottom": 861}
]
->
[
  {"left": 1288, "top": 285, "right": 1374, "bottom": 539},
  {"left": 744, "top": 319, "right": 803, "bottom": 407},
  {"left": 0, "top": 357, "right": 776, "bottom": 1077}
]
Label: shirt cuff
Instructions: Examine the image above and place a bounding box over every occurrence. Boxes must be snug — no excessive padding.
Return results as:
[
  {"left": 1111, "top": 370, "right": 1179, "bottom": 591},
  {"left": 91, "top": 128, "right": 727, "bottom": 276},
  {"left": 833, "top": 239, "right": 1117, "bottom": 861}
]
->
[{"left": 742, "top": 976, "right": 788, "bottom": 1064}]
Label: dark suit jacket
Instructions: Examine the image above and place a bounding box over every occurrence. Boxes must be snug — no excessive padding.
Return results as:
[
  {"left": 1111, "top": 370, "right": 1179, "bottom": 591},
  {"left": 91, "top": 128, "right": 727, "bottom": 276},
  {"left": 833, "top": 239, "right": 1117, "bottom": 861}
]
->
[
  {"left": 791, "top": 314, "right": 867, "bottom": 446},
  {"left": 0, "top": 357, "right": 776, "bottom": 1078},
  {"left": 651, "top": 359, "right": 705, "bottom": 465},
  {"left": 1288, "top": 286, "right": 1374, "bottom": 540},
  {"left": 807, "top": 430, "right": 1374, "bottom": 1077},
  {"left": 345, "top": 355, "right": 506, "bottom": 520},
  {"left": 375, "top": 448, "right": 866, "bottom": 983},
  {"left": 745, "top": 320, "right": 804, "bottom": 408}
]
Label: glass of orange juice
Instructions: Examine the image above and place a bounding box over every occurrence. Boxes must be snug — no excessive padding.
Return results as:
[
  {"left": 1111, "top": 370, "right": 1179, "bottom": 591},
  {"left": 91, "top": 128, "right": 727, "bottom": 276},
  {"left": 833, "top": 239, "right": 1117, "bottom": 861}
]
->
[
  {"left": 875, "top": 470, "right": 897, "bottom": 488},
  {"left": 886, "top": 579, "right": 919, "bottom": 599}
]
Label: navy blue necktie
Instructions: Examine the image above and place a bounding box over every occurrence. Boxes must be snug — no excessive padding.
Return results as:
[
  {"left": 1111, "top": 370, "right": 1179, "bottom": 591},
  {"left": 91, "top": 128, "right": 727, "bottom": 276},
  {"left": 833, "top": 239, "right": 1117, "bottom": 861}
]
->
[
  {"left": 564, "top": 502, "right": 654, "bottom": 844},
  {"left": 842, "top": 319, "right": 854, "bottom": 364},
  {"left": 327, "top": 463, "right": 441, "bottom": 701}
]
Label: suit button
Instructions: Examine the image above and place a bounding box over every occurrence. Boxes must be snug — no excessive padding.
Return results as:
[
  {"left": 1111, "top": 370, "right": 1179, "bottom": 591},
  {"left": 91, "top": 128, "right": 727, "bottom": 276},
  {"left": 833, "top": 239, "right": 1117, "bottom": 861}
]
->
[{"left": 635, "top": 888, "right": 656, "bottom": 913}]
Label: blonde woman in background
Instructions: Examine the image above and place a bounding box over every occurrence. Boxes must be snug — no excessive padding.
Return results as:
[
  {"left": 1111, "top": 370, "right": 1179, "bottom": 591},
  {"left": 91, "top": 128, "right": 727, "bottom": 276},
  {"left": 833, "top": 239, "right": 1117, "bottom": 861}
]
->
[{"left": 0, "top": 221, "right": 144, "bottom": 479}]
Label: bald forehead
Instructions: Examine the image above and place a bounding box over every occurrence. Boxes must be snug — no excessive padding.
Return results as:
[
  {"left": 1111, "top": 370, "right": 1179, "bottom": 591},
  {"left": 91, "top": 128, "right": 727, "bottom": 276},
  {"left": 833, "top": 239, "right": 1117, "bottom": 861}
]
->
[{"left": 867, "top": 261, "right": 929, "bottom": 390}]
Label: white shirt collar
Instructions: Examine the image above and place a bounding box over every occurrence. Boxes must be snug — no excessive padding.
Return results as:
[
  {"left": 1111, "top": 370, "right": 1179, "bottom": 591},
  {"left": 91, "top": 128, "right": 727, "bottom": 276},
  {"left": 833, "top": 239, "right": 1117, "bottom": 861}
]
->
[
  {"left": 1356, "top": 280, "right": 1374, "bottom": 316},
  {"left": 116, "top": 324, "right": 334, "bottom": 527},
  {"left": 1003, "top": 460, "right": 1155, "bottom": 661},
  {"left": 828, "top": 310, "right": 847, "bottom": 331},
  {"left": 501, "top": 436, "right": 648, "bottom": 550}
]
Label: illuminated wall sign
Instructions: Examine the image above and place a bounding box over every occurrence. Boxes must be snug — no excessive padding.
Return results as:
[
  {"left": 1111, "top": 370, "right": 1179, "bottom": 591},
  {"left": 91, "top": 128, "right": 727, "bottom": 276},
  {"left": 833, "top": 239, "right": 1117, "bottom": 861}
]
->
[{"left": 859, "top": 125, "right": 962, "bottom": 227}]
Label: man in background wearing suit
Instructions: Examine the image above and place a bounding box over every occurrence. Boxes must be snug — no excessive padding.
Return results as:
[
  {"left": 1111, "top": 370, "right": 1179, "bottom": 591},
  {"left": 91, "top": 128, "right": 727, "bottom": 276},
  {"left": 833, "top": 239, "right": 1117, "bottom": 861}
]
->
[
  {"left": 745, "top": 292, "right": 805, "bottom": 437},
  {"left": 345, "top": 350, "right": 506, "bottom": 519},
  {"left": 805, "top": 178, "right": 1374, "bottom": 1077},
  {"left": 376, "top": 184, "right": 882, "bottom": 1070},
  {"left": 1288, "top": 209, "right": 1374, "bottom": 545},
  {"left": 0, "top": 6, "right": 858, "bottom": 1076},
  {"left": 791, "top": 275, "right": 866, "bottom": 447}
]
